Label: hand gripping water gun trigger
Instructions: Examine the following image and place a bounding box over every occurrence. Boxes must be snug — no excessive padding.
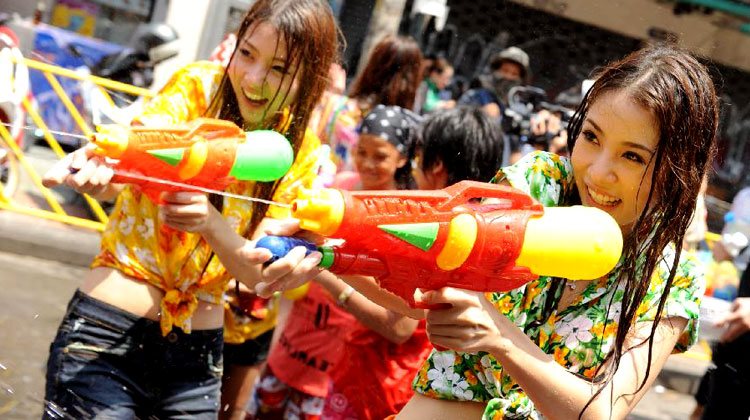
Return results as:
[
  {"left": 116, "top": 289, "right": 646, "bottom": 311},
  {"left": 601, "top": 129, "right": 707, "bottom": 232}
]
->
[
  {"left": 256, "top": 181, "right": 623, "bottom": 309},
  {"left": 89, "top": 118, "right": 294, "bottom": 202}
]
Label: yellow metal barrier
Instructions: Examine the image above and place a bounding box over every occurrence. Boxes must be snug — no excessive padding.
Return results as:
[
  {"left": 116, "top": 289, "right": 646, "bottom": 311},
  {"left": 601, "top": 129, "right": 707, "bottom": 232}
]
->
[{"left": 0, "top": 56, "right": 155, "bottom": 231}]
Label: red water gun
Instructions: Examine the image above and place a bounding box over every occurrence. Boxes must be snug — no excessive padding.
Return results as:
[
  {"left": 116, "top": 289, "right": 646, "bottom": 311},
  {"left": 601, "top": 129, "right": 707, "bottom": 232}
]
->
[
  {"left": 256, "top": 181, "right": 623, "bottom": 308},
  {"left": 89, "top": 118, "right": 294, "bottom": 202}
]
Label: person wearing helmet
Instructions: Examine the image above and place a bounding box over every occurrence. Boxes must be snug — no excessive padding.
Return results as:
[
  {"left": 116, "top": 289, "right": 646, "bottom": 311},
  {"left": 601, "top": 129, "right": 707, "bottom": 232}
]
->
[
  {"left": 491, "top": 46, "right": 530, "bottom": 84},
  {"left": 458, "top": 46, "right": 530, "bottom": 117}
]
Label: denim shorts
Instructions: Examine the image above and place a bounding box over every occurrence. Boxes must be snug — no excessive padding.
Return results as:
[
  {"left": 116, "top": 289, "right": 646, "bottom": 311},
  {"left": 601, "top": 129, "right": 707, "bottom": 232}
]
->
[{"left": 44, "top": 289, "right": 224, "bottom": 419}]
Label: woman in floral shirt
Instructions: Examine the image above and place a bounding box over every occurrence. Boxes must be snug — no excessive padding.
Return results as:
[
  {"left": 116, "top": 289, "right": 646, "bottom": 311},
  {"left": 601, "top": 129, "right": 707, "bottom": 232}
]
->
[
  {"left": 398, "top": 45, "right": 720, "bottom": 419},
  {"left": 41, "top": 1, "right": 338, "bottom": 418}
]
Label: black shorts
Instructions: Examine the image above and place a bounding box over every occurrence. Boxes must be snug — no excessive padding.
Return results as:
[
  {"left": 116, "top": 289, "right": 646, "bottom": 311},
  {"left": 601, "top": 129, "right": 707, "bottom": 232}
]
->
[{"left": 222, "top": 329, "right": 274, "bottom": 367}]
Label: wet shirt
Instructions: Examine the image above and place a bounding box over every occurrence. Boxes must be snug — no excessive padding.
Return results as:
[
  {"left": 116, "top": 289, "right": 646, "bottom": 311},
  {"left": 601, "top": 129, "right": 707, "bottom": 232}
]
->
[
  {"left": 91, "top": 61, "right": 321, "bottom": 336},
  {"left": 411, "top": 151, "right": 704, "bottom": 419}
]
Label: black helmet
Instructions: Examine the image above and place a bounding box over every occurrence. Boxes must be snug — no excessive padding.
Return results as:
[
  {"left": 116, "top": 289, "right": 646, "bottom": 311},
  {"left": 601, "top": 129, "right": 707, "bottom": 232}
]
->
[
  {"left": 92, "top": 23, "right": 178, "bottom": 89},
  {"left": 128, "top": 23, "right": 179, "bottom": 63},
  {"left": 489, "top": 46, "right": 530, "bottom": 81}
]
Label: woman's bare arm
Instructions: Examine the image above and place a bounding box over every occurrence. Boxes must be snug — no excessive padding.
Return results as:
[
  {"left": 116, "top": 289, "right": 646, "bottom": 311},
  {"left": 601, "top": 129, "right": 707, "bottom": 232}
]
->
[{"left": 315, "top": 271, "right": 420, "bottom": 344}]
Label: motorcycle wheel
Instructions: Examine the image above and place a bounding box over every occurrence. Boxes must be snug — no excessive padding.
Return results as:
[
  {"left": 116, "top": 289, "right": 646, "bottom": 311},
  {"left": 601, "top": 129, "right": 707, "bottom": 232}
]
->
[{"left": 0, "top": 138, "right": 20, "bottom": 200}]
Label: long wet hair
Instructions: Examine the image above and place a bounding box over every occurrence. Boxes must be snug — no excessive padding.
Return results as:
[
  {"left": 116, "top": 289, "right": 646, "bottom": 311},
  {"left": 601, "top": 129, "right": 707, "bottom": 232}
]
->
[
  {"left": 348, "top": 35, "right": 423, "bottom": 111},
  {"left": 205, "top": 0, "right": 339, "bottom": 235},
  {"left": 565, "top": 44, "right": 719, "bottom": 415}
]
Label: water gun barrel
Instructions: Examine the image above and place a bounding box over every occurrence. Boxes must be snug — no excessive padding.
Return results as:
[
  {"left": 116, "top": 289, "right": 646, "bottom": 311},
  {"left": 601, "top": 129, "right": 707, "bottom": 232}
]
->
[
  {"left": 229, "top": 131, "right": 295, "bottom": 181},
  {"left": 257, "top": 207, "right": 622, "bottom": 282},
  {"left": 515, "top": 206, "right": 622, "bottom": 280},
  {"left": 147, "top": 130, "right": 294, "bottom": 182},
  {"left": 86, "top": 118, "right": 294, "bottom": 201}
]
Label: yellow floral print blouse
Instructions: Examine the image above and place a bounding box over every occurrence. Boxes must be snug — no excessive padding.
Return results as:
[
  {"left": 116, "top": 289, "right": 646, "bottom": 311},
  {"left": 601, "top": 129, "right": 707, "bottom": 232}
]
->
[
  {"left": 412, "top": 151, "right": 705, "bottom": 419},
  {"left": 91, "top": 61, "right": 322, "bottom": 336}
]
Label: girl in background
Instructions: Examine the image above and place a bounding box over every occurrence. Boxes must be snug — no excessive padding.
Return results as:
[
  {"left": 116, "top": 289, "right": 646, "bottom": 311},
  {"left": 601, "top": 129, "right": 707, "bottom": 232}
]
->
[
  {"left": 249, "top": 105, "right": 426, "bottom": 420},
  {"left": 413, "top": 57, "right": 455, "bottom": 115}
]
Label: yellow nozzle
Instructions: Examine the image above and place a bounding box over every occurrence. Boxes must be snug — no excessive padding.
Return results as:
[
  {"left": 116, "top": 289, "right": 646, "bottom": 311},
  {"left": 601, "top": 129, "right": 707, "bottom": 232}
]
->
[
  {"left": 515, "top": 206, "right": 623, "bottom": 280},
  {"left": 291, "top": 188, "right": 345, "bottom": 236},
  {"left": 91, "top": 125, "right": 129, "bottom": 158}
]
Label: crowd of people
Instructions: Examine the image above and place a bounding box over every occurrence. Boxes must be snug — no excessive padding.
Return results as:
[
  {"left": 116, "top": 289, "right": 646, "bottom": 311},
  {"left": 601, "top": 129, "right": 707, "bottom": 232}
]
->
[{"left": 37, "top": 0, "right": 749, "bottom": 419}]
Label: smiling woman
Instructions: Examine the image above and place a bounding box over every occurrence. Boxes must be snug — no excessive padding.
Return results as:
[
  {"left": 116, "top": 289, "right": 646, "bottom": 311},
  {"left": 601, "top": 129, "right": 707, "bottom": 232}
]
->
[
  {"left": 398, "top": 44, "right": 720, "bottom": 420},
  {"left": 39, "top": 1, "right": 340, "bottom": 419},
  {"left": 227, "top": 22, "right": 300, "bottom": 129},
  {"left": 572, "top": 89, "right": 659, "bottom": 236}
]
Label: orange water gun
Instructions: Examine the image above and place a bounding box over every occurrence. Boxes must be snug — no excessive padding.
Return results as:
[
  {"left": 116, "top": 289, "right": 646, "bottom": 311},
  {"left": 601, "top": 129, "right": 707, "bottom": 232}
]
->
[
  {"left": 89, "top": 118, "right": 294, "bottom": 202},
  {"left": 256, "top": 181, "right": 623, "bottom": 309}
]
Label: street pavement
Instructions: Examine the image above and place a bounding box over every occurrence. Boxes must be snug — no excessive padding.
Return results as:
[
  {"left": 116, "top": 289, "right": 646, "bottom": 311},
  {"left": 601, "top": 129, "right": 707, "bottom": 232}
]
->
[
  {"left": 0, "top": 249, "right": 83, "bottom": 419},
  {"left": 0, "top": 144, "right": 709, "bottom": 419}
]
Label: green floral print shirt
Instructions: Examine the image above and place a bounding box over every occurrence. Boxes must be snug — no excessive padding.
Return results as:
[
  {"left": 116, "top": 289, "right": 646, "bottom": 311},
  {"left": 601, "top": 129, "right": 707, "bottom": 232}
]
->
[{"left": 411, "top": 151, "right": 704, "bottom": 419}]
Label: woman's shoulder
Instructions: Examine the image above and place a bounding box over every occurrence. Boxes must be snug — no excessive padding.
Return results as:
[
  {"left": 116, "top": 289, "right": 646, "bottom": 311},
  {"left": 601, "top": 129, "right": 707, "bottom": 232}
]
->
[
  {"left": 638, "top": 246, "right": 705, "bottom": 319},
  {"left": 176, "top": 61, "right": 225, "bottom": 91},
  {"left": 135, "top": 61, "right": 224, "bottom": 125},
  {"left": 654, "top": 245, "right": 706, "bottom": 291},
  {"left": 164, "top": 61, "right": 224, "bottom": 95},
  {"left": 498, "top": 151, "right": 574, "bottom": 207},
  {"left": 176, "top": 60, "right": 225, "bottom": 77},
  {"left": 638, "top": 246, "right": 706, "bottom": 351}
]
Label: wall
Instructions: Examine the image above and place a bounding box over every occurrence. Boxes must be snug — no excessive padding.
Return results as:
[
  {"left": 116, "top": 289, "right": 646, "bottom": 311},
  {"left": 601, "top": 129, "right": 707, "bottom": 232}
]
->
[
  {"left": 510, "top": 0, "right": 750, "bottom": 73},
  {"left": 150, "top": 0, "right": 212, "bottom": 90},
  {"left": 0, "top": 0, "right": 55, "bottom": 20}
]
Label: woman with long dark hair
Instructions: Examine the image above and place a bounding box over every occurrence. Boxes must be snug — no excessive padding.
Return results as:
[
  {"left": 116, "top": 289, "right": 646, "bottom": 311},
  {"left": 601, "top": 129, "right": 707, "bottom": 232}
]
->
[{"left": 397, "top": 44, "right": 720, "bottom": 419}]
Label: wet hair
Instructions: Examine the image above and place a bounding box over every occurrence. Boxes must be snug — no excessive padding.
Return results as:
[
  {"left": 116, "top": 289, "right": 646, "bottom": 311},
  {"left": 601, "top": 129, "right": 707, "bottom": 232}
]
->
[
  {"left": 415, "top": 106, "right": 503, "bottom": 185},
  {"left": 204, "top": 0, "right": 339, "bottom": 235},
  {"left": 348, "top": 35, "right": 423, "bottom": 110},
  {"left": 565, "top": 44, "right": 719, "bottom": 416}
]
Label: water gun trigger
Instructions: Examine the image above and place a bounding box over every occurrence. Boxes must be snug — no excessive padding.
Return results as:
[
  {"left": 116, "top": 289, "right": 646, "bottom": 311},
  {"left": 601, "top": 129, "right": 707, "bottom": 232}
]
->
[{"left": 87, "top": 118, "right": 294, "bottom": 202}]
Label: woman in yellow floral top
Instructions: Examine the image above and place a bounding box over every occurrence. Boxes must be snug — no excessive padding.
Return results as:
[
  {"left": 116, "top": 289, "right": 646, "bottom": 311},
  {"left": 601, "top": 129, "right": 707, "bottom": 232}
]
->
[
  {"left": 397, "top": 45, "right": 720, "bottom": 419},
  {"left": 40, "top": 1, "right": 339, "bottom": 419}
]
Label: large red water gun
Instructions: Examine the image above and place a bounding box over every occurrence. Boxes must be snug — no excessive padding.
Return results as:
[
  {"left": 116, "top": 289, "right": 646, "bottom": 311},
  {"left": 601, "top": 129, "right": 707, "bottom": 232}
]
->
[
  {"left": 89, "top": 118, "right": 294, "bottom": 202},
  {"left": 256, "top": 181, "right": 623, "bottom": 309}
]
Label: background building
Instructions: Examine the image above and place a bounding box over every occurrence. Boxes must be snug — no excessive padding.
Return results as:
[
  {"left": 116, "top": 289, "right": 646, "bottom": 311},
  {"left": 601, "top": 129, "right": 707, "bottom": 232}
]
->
[{"left": 2, "top": 0, "right": 747, "bottom": 203}]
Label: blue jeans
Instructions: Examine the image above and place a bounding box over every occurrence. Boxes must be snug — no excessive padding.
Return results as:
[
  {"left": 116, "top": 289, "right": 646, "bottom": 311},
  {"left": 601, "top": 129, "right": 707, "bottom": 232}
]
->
[{"left": 44, "top": 290, "right": 223, "bottom": 419}]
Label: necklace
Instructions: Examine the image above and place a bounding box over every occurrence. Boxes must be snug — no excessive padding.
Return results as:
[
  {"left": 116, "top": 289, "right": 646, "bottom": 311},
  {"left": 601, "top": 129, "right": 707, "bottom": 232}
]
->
[{"left": 566, "top": 281, "right": 578, "bottom": 290}]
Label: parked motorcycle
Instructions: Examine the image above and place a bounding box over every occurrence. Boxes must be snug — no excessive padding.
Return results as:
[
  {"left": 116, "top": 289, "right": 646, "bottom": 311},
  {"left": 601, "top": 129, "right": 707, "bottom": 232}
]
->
[
  {"left": 68, "top": 22, "right": 179, "bottom": 127},
  {"left": 75, "top": 22, "right": 179, "bottom": 105}
]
